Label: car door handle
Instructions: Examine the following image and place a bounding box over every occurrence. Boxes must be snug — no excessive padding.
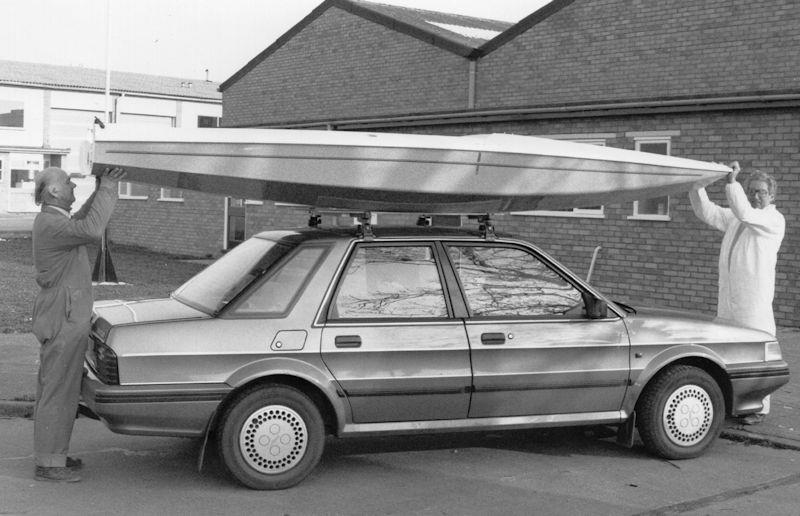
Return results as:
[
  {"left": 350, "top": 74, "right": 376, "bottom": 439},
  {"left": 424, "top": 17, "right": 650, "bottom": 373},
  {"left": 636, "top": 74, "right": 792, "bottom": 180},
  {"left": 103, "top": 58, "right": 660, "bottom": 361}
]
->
[
  {"left": 335, "top": 335, "right": 362, "bottom": 348},
  {"left": 481, "top": 332, "right": 506, "bottom": 345}
]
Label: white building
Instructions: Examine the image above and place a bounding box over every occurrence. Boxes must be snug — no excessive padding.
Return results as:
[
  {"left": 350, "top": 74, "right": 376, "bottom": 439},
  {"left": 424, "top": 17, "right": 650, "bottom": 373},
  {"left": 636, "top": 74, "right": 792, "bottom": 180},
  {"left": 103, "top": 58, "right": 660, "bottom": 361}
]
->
[{"left": 0, "top": 59, "right": 221, "bottom": 213}]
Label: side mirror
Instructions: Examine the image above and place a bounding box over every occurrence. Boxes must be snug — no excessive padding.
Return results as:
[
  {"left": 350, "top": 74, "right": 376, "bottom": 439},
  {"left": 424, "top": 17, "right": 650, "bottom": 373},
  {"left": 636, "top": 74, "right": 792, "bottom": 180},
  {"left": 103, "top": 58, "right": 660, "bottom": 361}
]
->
[{"left": 582, "top": 291, "right": 608, "bottom": 319}]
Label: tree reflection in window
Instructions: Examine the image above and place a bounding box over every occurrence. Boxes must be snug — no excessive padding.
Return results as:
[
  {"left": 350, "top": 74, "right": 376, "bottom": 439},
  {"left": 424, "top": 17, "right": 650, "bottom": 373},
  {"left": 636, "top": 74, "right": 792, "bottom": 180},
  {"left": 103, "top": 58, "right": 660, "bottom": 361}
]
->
[
  {"left": 334, "top": 246, "right": 447, "bottom": 318},
  {"left": 447, "top": 246, "right": 583, "bottom": 317}
]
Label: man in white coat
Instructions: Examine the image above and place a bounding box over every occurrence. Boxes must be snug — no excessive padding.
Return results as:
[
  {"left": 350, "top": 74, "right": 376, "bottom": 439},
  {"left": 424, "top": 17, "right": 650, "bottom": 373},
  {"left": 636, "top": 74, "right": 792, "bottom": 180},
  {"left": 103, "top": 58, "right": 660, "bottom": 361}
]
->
[{"left": 689, "top": 161, "right": 785, "bottom": 424}]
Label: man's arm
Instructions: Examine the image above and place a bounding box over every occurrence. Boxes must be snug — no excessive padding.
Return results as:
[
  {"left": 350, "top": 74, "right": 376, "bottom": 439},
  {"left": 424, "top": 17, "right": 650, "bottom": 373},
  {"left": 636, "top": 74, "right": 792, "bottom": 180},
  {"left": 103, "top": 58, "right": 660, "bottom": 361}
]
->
[
  {"left": 689, "top": 186, "right": 731, "bottom": 232},
  {"left": 44, "top": 168, "right": 126, "bottom": 249}
]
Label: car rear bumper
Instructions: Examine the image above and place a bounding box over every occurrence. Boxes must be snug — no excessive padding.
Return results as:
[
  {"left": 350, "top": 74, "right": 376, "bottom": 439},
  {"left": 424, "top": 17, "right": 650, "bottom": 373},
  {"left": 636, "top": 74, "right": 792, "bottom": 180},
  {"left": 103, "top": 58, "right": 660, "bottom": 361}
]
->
[
  {"left": 728, "top": 361, "right": 790, "bottom": 415},
  {"left": 80, "top": 370, "right": 232, "bottom": 437}
]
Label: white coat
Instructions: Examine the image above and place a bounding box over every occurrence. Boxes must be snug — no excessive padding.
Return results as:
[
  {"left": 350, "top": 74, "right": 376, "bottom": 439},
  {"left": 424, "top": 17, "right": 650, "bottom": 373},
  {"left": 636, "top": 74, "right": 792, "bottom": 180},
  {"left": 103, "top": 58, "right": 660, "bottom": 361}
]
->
[{"left": 689, "top": 182, "right": 785, "bottom": 336}]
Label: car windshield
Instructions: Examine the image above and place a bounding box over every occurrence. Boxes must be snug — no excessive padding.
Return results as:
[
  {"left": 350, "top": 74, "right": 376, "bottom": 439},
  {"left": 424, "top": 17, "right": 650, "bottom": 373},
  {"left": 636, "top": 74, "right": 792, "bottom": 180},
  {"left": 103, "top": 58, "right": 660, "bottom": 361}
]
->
[{"left": 172, "top": 237, "right": 294, "bottom": 314}]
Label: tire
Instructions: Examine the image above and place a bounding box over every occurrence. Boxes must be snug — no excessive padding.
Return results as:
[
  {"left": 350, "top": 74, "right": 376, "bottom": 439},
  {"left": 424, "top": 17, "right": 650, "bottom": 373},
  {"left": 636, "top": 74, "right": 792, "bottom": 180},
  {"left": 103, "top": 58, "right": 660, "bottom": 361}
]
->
[
  {"left": 217, "top": 385, "right": 325, "bottom": 490},
  {"left": 636, "top": 365, "right": 724, "bottom": 460}
]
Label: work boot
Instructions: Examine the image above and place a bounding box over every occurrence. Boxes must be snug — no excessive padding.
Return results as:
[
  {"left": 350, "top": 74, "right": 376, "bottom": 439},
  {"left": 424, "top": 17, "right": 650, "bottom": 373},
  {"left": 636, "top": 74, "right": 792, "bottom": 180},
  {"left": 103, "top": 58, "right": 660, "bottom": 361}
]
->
[
  {"left": 66, "top": 456, "right": 83, "bottom": 470},
  {"left": 34, "top": 466, "right": 81, "bottom": 483}
]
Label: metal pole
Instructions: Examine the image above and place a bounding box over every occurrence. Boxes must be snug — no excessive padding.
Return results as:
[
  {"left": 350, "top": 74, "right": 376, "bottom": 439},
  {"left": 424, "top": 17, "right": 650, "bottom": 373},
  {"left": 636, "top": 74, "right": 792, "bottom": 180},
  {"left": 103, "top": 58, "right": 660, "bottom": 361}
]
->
[{"left": 94, "top": 0, "right": 118, "bottom": 283}]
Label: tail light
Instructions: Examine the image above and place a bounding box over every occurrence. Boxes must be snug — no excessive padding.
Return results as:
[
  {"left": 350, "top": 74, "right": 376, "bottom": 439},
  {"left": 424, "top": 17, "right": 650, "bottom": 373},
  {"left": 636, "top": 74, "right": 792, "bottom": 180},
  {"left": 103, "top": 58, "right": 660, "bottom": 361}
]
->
[{"left": 93, "top": 338, "right": 119, "bottom": 385}]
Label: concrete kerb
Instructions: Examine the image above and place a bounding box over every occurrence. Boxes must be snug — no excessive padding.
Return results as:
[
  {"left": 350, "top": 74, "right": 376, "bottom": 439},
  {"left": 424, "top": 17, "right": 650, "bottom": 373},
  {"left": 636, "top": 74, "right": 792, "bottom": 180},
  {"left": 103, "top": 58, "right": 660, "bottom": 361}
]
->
[{"left": 1, "top": 329, "right": 798, "bottom": 454}]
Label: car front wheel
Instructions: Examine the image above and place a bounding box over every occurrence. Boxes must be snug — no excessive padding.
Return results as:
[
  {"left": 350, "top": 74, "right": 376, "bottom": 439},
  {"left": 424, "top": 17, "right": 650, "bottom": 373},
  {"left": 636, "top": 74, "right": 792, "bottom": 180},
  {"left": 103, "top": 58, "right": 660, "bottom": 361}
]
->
[
  {"left": 218, "top": 384, "right": 325, "bottom": 490},
  {"left": 636, "top": 365, "right": 724, "bottom": 459}
]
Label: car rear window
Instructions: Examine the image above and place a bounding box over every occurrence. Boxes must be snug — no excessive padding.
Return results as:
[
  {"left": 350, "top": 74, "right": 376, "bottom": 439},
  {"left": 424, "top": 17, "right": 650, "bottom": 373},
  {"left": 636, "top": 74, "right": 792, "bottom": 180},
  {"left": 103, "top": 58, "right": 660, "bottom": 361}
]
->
[{"left": 172, "top": 237, "right": 294, "bottom": 314}]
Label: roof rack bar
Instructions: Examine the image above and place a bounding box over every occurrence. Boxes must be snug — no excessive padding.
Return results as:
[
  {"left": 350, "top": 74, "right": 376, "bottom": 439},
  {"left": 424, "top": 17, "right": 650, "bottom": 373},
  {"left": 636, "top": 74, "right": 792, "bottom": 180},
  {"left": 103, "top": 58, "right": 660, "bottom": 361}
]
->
[{"left": 467, "top": 213, "right": 496, "bottom": 240}]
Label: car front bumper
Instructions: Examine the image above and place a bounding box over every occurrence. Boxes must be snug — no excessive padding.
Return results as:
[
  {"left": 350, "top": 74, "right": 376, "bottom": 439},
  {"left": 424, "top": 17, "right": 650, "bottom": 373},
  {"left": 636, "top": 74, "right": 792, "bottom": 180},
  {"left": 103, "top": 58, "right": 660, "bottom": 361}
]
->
[{"left": 728, "top": 361, "right": 790, "bottom": 415}]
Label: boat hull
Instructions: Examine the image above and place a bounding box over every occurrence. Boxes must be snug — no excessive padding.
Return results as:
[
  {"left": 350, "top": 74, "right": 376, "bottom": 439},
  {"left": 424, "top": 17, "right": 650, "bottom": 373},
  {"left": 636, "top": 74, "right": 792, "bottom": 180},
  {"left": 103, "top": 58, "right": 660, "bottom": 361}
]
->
[{"left": 90, "top": 126, "right": 728, "bottom": 213}]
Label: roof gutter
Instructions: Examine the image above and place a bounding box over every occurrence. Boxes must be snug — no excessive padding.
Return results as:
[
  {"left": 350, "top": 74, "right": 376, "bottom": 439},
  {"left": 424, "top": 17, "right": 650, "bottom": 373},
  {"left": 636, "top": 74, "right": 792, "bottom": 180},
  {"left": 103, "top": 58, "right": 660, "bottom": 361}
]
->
[
  {"left": 0, "top": 81, "right": 221, "bottom": 103},
  {"left": 255, "top": 93, "right": 800, "bottom": 130}
]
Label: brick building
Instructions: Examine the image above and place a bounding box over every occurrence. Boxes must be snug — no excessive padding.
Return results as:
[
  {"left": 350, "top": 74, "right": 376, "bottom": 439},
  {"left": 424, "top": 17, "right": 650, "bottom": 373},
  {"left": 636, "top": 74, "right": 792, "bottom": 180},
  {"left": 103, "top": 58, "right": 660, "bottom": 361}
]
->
[{"left": 134, "top": 0, "right": 800, "bottom": 326}]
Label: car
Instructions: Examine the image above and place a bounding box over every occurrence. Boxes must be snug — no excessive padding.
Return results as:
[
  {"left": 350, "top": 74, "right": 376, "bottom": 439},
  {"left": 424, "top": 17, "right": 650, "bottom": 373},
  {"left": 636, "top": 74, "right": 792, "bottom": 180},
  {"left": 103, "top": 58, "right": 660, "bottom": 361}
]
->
[{"left": 80, "top": 222, "right": 790, "bottom": 490}]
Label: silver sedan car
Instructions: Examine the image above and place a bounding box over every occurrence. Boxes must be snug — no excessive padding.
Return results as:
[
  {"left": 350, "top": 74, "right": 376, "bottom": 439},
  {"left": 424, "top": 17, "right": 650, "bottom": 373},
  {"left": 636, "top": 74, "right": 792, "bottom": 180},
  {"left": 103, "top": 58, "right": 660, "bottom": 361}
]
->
[{"left": 81, "top": 226, "right": 790, "bottom": 489}]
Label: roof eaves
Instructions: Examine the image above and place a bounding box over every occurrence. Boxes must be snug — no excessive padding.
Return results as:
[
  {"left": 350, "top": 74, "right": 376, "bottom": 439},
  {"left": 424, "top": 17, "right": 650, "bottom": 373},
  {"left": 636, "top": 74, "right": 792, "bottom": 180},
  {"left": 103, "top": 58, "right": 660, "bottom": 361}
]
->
[
  {"left": 475, "top": 0, "right": 577, "bottom": 57},
  {"left": 219, "top": 0, "right": 337, "bottom": 92},
  {"left": 337, "top": 0, "right": 477, "bottom": 57},
  {"left": 0, "top": 79, "right": 220, "bottom": 102}
]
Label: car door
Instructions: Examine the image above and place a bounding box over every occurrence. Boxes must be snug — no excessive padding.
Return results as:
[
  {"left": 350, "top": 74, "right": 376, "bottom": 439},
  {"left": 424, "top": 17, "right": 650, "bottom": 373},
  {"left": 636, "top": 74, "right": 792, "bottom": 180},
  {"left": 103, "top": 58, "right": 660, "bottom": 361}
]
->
[
  {"left": 443, "top": 243, "right": 629, "bottom": 419},
  {"left": 321, "top": 242, "right": 471, "bottom": 424}
]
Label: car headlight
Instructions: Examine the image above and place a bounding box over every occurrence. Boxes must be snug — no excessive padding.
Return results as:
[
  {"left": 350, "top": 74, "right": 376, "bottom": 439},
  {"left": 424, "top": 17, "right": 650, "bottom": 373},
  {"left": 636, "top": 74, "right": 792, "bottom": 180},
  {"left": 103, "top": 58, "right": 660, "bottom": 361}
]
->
[{"left": 765, "top": 340, "right": 782, "bottom": 362}]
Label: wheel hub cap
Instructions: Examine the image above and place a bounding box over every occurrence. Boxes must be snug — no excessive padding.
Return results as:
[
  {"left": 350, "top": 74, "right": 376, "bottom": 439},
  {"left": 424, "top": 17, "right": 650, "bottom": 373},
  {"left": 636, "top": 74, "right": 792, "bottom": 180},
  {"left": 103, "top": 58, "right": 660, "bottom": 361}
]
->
[
  {"left": 663, "top": 384, "right": 713, "bottom": 446},
  {"left": 240, "top": 405, "right": 307, "bottom": 474}
]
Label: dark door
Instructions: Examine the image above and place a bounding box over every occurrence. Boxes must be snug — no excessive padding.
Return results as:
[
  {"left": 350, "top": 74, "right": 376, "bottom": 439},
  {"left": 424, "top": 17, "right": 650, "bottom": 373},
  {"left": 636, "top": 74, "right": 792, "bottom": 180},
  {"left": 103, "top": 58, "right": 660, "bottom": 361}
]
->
[{"left": 227, "top": 198, "right": 245, "bottom": 249}]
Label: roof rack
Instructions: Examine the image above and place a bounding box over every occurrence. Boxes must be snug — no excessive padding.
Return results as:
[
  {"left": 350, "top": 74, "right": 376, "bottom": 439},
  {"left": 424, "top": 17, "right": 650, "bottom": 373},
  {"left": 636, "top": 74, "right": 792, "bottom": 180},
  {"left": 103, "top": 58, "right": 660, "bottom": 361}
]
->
[
  {"left": 308, "top": 208, "right": 375, "bottom": 240},
  {"left": 309, "top": 208, "right": 495, "bottom": 240},
  {"left": 467, "top": 214, "right": 496, "bottom": 240}
]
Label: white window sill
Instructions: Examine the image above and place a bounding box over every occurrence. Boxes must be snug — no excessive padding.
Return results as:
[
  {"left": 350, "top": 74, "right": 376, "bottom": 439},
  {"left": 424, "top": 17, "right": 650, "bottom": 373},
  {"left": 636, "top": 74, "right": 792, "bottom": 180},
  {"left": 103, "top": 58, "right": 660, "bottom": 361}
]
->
[
  {"left": 511, "top": 211, "right": 606, "bottom": 219},
  {"left": 157, "top": 198, "right": 184, "bottom": 203},
  {"left": 244, "top": 200, "right": 264, "bottom": 205},
  {"left": 119, "top": 195, "right": 148, "bottom": 201},
  {"left": 627, "top": 214, "right": 671, "bottom": 222}
]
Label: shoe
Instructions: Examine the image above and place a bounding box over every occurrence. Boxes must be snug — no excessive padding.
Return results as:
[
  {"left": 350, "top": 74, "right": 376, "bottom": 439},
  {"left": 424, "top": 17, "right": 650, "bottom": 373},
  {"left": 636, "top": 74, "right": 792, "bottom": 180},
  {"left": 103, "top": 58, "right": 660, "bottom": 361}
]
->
[
  {"left": 66, "top": 456, "right": 83, "bottom": 470},
  {"left": 740, "top": 413, "right": 766, "bottom": 426},
  {"left": 34, "top": 466, "right": 81, "bottom": 483}
]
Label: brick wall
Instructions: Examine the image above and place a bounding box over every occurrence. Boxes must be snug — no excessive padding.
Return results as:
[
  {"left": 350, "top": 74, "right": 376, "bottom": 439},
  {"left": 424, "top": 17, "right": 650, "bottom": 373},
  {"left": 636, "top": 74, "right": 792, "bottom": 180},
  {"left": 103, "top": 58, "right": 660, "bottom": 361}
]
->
[
  {"left": 223, "top": 6, "right": 471, "bottom": 127},
  {"left": 478, "top": 0, "right": 800, "bottom": 108},
  {"left": 108, "top": 187, "right": 225, "bottom": 257}
]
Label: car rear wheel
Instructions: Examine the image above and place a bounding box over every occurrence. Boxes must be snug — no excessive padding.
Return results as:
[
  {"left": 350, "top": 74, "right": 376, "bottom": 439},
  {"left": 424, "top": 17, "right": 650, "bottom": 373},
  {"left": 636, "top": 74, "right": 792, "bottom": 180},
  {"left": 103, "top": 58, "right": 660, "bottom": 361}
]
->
[
  {"left": 218, "top": 385, "right": 325, "bottom": 490},
  {"left": 636, "top": 365, "right": 724, "bottom": 459}
]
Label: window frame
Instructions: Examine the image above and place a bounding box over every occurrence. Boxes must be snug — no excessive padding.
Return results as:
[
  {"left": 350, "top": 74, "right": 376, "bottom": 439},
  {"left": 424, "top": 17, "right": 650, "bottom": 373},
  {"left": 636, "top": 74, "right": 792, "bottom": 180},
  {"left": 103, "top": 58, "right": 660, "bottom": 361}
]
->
[
  {"left": 158, "top": 187, "right": 184, "bottom": 202},
  {"left": 443, "top": 242, "right": 587, "bottom": 320},
  {"left": 0, "top": 99, "right": 25, "bottom": 129},
  {"left": 325, "top": 241, "right": 453, "bottom": 322},
  {"left": 118, "top": 181, "right": 149, "bottom": 200},
  {"left": 628, "top": 136, "right": 673, "bottom": 221}
]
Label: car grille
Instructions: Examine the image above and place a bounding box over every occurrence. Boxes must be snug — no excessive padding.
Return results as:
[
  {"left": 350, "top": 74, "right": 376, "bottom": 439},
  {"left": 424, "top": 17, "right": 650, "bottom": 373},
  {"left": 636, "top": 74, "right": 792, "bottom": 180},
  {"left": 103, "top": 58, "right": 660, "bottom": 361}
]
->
[{"left": 92, "top": 337, "right": 119, "bottom": 385}]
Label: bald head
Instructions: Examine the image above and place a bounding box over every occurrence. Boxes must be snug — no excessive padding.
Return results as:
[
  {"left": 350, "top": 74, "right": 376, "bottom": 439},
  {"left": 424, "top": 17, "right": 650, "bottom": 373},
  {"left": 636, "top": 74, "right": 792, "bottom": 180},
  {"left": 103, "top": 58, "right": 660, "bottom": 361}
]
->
[{"left": 35, "top": 167, "right": 76, "bottom": 210}]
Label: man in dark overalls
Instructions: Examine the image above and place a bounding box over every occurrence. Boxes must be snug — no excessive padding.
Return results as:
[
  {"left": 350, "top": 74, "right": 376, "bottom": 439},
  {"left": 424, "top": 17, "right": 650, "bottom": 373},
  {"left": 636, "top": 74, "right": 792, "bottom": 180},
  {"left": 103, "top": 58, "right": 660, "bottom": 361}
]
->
[{"left": 31, "top": 166, "right": 125, "bottom": 482}]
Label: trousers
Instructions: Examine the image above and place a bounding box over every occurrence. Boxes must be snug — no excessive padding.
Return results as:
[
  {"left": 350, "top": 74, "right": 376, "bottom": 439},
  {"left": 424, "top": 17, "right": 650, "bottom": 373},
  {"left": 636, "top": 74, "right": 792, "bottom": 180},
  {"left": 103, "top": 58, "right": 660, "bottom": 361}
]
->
[{"left": 33, "top": 318, "right": 89, "bottom": 467}]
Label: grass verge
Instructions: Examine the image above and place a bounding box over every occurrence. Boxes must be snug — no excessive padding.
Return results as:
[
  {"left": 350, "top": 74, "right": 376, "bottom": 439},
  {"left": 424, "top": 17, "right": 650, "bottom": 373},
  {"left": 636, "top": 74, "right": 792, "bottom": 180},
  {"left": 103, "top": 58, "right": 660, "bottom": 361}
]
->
[{"left": 0, "top": 236, "right": 206, "bottom": 333}]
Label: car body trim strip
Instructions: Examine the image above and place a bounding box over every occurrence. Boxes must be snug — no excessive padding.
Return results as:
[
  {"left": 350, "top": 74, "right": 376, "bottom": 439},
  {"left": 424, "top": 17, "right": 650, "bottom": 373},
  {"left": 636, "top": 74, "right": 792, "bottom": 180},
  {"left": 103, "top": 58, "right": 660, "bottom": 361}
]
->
[
  {"left": 93, "top": 385, "right": 232, "bottom": 404},
  {"left": 340, "top": 410, "right": 625, "bottom": 436}
]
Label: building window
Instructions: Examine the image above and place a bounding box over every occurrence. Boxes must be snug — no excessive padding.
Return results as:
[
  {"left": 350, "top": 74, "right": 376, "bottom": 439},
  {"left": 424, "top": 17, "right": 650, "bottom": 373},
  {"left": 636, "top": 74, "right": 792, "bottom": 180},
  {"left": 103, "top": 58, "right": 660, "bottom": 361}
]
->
[
  {"left": 45, "top": 155, "right": 62, "bottom": 168},
  {"left": 513, "top": 137, "right": 607, "bottom": 218},
  {"left": 630, "top": 137, "right": 671, "bottom": 220},
  {"left": 11, "top": 169, "right": 33, "bottom": 188},
  {"left": 0, "top": 100, "right": 24, "bottom": 128},
  {"left": 198, "top": 115, "right": 221, "bottom": 128},
  {"left": 159, "top": 187, "right": 184, "bottom": 202},
  {"left": 119, "top": 182, "right": 149, "bottom": 199}
]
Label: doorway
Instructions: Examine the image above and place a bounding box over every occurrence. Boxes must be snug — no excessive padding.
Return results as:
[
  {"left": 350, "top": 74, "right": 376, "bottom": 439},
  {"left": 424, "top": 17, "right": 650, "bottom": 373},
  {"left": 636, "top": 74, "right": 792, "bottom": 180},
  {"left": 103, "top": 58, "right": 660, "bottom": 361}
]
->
[{"left": 226, "top": 197, "right": 245, "bottom": 249}]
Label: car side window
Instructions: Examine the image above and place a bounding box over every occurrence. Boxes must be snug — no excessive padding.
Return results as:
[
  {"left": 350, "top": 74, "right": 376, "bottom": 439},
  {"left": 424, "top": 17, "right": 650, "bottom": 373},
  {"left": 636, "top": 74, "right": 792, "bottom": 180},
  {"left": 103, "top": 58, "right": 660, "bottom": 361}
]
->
[
  {"left": 232, "top": 246, "right": 327, "bottom": 315},
  {"left": 331, "top": 245, "right": 448, "bottom": 319},
  {"left": 447, "top": 245, "right": 584, "bottom": 318}
]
